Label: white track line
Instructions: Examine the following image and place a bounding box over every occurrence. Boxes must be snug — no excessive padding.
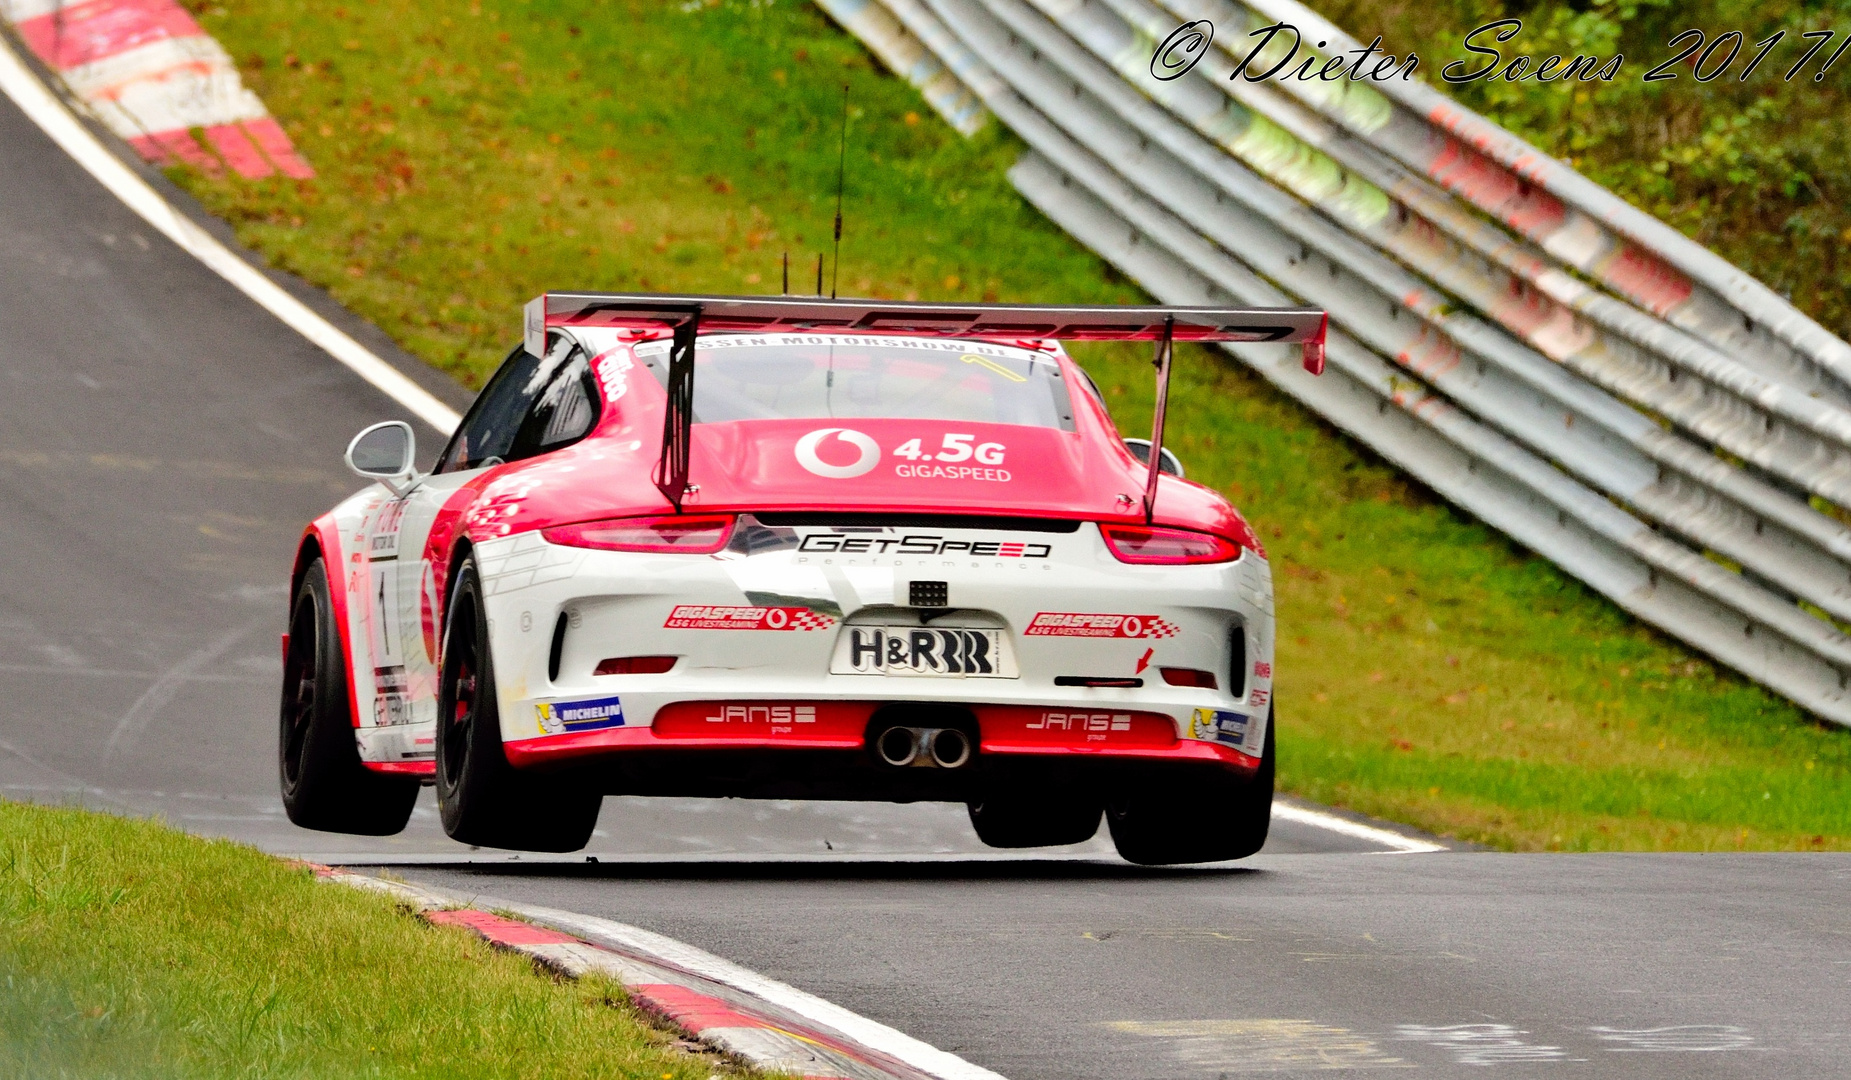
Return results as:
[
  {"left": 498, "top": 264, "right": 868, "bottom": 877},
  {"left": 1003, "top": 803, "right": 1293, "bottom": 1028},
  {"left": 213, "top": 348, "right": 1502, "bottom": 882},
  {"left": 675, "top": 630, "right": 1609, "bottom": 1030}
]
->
[
  {"left": 1272, "top": 799, "right": 1447, "bottom": 853},
  {"left": 0, "top": 34, "right": 460, "bottom": 434}
]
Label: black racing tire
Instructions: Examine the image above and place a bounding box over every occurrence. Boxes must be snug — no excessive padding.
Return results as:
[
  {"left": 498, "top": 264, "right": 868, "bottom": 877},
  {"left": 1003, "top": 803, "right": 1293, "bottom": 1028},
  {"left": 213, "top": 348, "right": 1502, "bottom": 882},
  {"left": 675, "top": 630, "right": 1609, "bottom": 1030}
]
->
[
  {"left": 968, "top": 794, "right": 1102, "bottom": 848},
  {"left": 278, "top": 557, "right": 419, "bottom": 835},
  {"left": 434, "top": 556, "right": 601, "bottom": 852},
  {"left": 1107, "top": 708, "right": 1275, "bottom": 866}
]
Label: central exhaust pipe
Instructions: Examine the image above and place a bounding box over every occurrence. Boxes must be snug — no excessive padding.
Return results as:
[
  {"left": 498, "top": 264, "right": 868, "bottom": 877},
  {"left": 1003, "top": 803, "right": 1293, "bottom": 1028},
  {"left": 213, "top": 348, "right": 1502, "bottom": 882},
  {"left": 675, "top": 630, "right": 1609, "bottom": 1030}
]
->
[
  {"left": 873, "top": 725, "right": 973, "bottom": 768},
  {"left": 876, "top": 726, "right": 919, "bottom": 767},
  {"left": 929, "top": 728, "right": 972, "bottom": 769}
]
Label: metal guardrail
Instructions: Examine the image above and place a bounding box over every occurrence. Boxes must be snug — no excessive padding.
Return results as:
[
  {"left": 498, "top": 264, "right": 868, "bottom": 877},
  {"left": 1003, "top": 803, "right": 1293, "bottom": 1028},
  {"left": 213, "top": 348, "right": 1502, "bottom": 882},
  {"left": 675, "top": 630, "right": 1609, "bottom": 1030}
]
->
[{"left": 816, "top": 0, "right": 1851, "bottom": 724}]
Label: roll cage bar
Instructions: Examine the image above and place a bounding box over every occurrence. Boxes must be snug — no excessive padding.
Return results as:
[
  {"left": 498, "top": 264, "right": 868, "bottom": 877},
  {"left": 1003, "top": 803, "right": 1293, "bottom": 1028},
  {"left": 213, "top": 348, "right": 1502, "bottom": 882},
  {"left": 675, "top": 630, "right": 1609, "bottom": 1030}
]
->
[{"left": 524, "top": 293, "right": 1328, "bottom": 520}]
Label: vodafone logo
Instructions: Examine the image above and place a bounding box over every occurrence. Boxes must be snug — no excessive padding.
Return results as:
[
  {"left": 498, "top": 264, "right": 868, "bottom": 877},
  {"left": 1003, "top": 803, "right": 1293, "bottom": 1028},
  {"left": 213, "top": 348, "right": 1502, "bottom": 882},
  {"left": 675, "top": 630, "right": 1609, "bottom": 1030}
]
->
[{"left": 794, "top": 428, "right": 880, "bottom": 479}]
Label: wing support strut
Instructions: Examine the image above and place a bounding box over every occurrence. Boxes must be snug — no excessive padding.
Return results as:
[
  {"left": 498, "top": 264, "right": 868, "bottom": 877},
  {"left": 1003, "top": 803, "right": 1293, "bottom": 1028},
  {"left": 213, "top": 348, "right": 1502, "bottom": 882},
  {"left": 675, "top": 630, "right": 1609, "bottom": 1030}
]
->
[
  {"left": 1144, "top": 315, "right": 1174, "bottom": 524},
  {"left": 653, "top": 305, "right": 702, "bottom": 510}
]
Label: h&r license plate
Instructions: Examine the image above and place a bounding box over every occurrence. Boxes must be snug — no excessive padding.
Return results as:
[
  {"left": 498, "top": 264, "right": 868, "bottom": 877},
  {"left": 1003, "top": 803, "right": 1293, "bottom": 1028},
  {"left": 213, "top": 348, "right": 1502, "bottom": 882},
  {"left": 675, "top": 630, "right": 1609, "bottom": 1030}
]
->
[{"left": 830, "top": 625, "right": 1016, "bottom": 678}]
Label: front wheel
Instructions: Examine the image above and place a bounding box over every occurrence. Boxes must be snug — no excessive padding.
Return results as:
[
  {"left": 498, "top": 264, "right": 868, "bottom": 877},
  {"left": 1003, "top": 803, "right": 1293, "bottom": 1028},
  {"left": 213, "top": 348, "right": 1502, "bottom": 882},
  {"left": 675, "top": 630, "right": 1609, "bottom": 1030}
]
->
[
  {"left": 434, "top": 556, "right": 601, "bottom": 852},
  {"left": 1108, "top": 708, "right": 1274, "bottom": 865},
  {"left": 278, "top": 557, "right": 418, "bottom": 835}
]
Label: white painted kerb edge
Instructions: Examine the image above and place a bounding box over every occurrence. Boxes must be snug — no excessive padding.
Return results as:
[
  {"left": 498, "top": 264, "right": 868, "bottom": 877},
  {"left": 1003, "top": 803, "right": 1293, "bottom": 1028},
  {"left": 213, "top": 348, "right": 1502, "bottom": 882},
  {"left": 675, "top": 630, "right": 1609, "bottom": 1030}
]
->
[
  {"left": 0, "top": 33, "right": 461, "bottom": 434},
  {"left": 1273, "top": 799, "right": 1447, "bottom": 854},
  {"left": 513, "top": 900, "right": 1010, "bottom": 1080},
  {"left": 327, "top": 872, "right": 1006, "bottom": 1080}
]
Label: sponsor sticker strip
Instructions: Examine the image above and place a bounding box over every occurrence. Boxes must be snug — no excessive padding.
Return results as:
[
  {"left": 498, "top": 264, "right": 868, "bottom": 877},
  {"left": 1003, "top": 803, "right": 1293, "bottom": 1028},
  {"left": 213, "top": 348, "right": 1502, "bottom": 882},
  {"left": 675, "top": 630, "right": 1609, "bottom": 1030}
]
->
[
  {"left": 792, "top": 425, "right": 1016, "bottom": 484},
  {"left": 1024, "top": 612, "right": 1179, "bottom": 639},
  {"left": 536, "top": 694, "right": 627, "bottom": 734},
  {"left": 1191, "top": 707, "right": 1250, "bottom": 748},
  {"left": 665, "top": 604, "right": 836, "bottom": 631}
]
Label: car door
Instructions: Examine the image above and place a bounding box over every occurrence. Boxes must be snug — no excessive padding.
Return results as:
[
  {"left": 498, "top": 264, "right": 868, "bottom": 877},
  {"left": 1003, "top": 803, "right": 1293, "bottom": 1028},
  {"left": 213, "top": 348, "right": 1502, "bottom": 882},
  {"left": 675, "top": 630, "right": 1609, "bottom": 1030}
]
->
[{"left": 380, "top": 336, "right": 603, "bottom": 739}]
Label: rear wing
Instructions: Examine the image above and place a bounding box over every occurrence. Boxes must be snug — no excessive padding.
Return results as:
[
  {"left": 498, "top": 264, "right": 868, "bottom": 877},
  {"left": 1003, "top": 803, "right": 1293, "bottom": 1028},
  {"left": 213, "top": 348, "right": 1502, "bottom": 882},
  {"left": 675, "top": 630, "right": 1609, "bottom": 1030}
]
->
[{"left": 522, "top": 292, "right": 1329, "bottom": 518}]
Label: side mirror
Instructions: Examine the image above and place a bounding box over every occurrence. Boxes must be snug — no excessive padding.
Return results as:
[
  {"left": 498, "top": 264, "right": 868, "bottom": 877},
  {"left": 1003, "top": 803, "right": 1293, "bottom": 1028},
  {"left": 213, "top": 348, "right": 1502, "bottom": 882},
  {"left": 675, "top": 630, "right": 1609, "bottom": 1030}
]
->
[
  {"left": 345, "top": 421, "right": 420, "bottom": 495},
  {"left": 1123, "top": 438, "right": 1184, "bottom": 479}
]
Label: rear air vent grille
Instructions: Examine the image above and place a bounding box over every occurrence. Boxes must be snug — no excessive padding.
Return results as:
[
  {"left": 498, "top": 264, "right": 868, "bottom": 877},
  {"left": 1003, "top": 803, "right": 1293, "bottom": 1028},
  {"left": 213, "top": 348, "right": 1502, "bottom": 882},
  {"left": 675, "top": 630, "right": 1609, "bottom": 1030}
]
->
[{"left": 1229, "top": 625, "right": 1247, "bottom": 700}]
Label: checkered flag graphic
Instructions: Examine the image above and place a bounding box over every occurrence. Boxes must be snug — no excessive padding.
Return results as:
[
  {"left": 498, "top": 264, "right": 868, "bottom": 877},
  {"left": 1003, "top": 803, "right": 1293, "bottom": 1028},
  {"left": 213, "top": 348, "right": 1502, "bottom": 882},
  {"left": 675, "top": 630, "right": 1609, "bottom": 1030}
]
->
[{"left": 786, "top": 609, "right": 837, "bottom": 631}]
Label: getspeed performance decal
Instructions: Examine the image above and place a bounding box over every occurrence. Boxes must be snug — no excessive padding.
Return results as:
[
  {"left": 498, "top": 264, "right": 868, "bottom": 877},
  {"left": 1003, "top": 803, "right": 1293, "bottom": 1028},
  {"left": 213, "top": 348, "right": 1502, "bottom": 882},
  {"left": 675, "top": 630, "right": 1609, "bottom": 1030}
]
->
[
  {"left": 797, "top": 534, "right": 1051, "bottom": 557},
  {"left": 1024, "top": 613, "right": 1179, "bottom": 638},
  {"left": 664, "top": 605, "right": 837, "bottom": 631},
  {"left": 536, "top": 694, "right": 626, "bottom": 734}
]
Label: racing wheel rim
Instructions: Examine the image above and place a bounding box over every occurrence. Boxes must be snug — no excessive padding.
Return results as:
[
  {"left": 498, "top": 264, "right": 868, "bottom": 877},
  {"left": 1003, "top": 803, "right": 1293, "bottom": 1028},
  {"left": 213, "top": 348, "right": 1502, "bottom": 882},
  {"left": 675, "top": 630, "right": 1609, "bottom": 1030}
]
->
[
  {"left": 280, "top": 588, "right": 319, "bottom": 790},
  {"left": 439, "top": 591, "right": 479, "bottom": 792}
]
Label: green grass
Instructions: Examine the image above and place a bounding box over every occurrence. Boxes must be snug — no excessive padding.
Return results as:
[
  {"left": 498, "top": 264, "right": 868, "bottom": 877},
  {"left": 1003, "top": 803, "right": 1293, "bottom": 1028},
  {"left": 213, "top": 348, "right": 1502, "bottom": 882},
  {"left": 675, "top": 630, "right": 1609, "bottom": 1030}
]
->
[
  {"left": 0, "top": 799, "right": 748, "bottom": 1078},
  {"left": 161, "top": 0, "right": 1851, "bottom": 851}
]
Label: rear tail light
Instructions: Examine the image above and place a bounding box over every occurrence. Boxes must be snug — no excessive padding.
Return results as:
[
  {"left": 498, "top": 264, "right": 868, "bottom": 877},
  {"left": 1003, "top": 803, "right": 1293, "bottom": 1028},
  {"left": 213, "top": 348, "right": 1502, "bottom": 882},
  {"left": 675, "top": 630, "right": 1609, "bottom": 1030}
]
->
[
  {"left": 544, "top": 514, "right": 735, "bottom": 554},
  {"left": 1100, "top": 524, "right": 1241, "bottom": 565},
  {"left": 1160, "top": 667, "right": 1218, "bottom": 689},
  {"left": 594, "top": 656, "right": 677, "bottom": 676}
]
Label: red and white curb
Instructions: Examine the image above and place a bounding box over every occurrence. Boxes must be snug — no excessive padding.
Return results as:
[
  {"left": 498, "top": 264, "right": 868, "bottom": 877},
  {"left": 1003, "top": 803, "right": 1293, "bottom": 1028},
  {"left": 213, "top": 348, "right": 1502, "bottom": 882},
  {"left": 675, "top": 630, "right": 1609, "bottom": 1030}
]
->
[
  {"left": 1, "top": 0, "right": 311, "bottom": 177},
  {"left": 319, "top": 868, "right": 1006, "bottom": 1080}
]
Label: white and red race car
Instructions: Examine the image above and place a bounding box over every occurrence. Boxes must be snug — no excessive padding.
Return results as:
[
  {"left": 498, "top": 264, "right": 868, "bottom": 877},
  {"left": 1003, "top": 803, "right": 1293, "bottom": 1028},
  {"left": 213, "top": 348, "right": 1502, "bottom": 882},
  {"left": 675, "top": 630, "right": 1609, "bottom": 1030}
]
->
[{"left": 279, "top": 294, "right": 1327, "bottom": 863}]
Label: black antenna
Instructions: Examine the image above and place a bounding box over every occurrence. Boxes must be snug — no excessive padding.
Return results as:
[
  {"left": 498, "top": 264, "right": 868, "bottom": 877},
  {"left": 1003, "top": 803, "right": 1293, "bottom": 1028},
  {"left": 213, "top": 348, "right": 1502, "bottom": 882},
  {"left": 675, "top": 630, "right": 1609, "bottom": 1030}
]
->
[
  {"left": 781, "top": 251, "right": 789, "bottom": 295},
  {"left": 815, "top": 253, "right": 823, "bottom": 296},
  {"left": 830, "top": 83, "right": 849, "bottom": 299}
]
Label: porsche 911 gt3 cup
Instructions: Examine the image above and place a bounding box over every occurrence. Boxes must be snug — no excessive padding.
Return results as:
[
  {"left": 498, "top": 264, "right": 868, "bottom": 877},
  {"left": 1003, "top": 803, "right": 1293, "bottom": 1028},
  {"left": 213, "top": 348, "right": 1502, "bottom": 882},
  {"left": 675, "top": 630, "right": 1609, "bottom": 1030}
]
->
[{"left": 278, "top": 293, "right": 1327, "bottom": 863}]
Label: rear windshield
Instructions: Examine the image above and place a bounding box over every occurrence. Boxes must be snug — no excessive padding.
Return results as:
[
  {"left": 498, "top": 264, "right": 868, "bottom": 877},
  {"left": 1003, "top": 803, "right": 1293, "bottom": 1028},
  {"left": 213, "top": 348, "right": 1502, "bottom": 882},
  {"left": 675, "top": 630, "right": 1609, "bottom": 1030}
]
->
[{"left": 631, "top": 335, "right": 1074, "bottom": 430}]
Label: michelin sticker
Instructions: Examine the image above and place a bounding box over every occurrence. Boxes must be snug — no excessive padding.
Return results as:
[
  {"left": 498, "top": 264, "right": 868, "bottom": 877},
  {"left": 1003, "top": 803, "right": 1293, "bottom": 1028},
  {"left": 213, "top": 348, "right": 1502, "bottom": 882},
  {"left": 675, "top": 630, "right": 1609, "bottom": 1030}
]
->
[
  {"left": 536, "top": 694, "right": 627, "bottom": 734},
  {"left": 1191, "top": 707, "right": 1249, "bottom": 747}
]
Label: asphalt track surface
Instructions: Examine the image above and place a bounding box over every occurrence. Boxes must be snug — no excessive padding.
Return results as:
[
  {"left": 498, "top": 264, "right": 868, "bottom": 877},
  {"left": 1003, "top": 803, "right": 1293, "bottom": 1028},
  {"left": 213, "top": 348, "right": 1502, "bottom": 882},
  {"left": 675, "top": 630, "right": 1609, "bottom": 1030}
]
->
[{"left": 2, "top": 76, "right": 1848, "bottom": 1079}]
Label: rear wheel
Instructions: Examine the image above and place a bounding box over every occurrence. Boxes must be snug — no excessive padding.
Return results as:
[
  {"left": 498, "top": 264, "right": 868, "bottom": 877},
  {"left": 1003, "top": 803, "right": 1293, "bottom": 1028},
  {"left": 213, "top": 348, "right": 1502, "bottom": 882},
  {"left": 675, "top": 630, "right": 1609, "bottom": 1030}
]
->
[
  {"left": 278, "top": 557, "right": 418, "bottom": 835},
  {"left": 1107, "top": 709, "right": 1274, "bottom": 865},
  {"left": 435, "top": 556, "right": 601, "bottom": 852},
  {"left": 968, "top": 794, "right": 1102, "bottom": 848}
]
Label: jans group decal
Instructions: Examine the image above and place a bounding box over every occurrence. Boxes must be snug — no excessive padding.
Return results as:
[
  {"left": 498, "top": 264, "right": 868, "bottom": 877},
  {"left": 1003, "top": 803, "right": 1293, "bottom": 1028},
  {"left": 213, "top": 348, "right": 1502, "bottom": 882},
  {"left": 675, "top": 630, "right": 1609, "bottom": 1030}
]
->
[
  {"left": 1027, "top": 711, "right": 1134, "bottom": 732},
  {"left": 663, "top": 605, "right": 837, "bottom": 630},
  {"left": 536, "top": 694, "right": 627, "bottom": 734},
  {"left": 979, "top": 705, "right": 1176, "bottom": 748},
  {"left": 1024, "top": 612, "right": 1180, "bottom": 639},
  {"left": 796, "top": 534, "right": 1051, "bottom": 557},
  {"left": 1191, "top": 708, "right": 1249, "bottom": 747},
  {"left": 696, "top": 704, "right": 818, "bottom": 725}
]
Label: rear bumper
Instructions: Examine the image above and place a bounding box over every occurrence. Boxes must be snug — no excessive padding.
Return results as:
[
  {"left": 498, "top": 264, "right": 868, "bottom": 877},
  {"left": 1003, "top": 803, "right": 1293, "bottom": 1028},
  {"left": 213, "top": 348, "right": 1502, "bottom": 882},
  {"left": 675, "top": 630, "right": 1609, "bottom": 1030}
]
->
[
  {"left": 507, "top": 723, "right": 1260, "bottom": 769},
  {"left": 504, "top": 702, "right": 1262, "bottom": 801}
]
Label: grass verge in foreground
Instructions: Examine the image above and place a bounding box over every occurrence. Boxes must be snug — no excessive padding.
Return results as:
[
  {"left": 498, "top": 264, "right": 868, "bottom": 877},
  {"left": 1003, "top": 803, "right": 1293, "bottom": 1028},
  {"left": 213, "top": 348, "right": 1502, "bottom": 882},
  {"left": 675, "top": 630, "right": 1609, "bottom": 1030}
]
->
[
  {"left": 164, "top": 0, "right": 1851, "bottom": 851},
  {"left": 0, "top": 800, "right": 746, "bottom": 1079}
]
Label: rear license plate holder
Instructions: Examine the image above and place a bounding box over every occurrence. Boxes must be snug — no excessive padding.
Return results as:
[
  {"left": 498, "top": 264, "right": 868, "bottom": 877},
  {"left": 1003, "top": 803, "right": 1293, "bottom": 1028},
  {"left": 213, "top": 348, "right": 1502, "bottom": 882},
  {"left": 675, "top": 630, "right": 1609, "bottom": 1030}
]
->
[{"left": 830, "top": 625, "right": 1017, "bottom": 678}]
